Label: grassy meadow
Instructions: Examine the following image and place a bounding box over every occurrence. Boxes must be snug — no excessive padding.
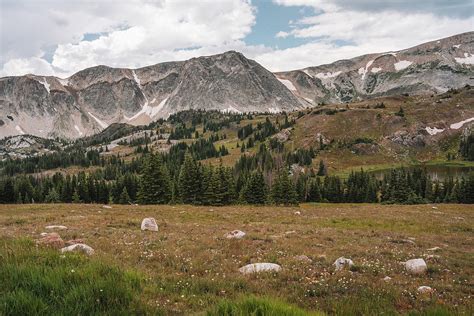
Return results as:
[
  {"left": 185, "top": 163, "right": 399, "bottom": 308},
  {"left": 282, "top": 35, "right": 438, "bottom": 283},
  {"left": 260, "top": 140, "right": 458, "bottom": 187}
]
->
[{"left": 0, "top": 203, "right": 472, "bottom": 315}]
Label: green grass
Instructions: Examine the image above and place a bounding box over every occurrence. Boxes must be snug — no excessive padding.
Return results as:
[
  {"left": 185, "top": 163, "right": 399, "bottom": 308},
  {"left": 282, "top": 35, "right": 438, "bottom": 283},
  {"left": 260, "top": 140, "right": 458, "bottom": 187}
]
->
[
  {"left": 206, "top": 296, "right": 323, "bottom": 316},
  {"left": 0, "top": 238, "right": 158, "bottom": 316}
]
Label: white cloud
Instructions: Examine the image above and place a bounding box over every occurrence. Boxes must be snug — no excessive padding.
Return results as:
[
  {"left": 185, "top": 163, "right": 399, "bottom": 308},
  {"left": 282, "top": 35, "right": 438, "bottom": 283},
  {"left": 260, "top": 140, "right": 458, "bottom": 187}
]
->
[
  {"left": 1, "top": 0, "right": 256, "bottom": 76},
  {"left": 259, "top": 0, "right": 473, "bottom": 71},
  {"left": 0, "top": 0, "right": 472, "bottom": 76}
]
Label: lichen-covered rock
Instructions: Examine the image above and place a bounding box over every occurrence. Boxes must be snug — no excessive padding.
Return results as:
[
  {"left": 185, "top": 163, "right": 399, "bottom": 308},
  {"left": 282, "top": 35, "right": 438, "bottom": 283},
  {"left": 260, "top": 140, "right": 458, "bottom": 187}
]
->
[
  {"left": 225, "top": 230, "right": 246, "bottom": 239},
  {"left": 60, "top": 243, "right": 94, "bottom": 256},
  {"left": 405, "top": 258, "right": 427, "bottom": 275},
  {"left": 141, "top": 218, "right": 158, "bottom": 231},
  {"left": 239, "top": 263, "right": 281, "bottom": 274},
  {"left": 45, "top": 225, "right": 67, "bottom": 230},
  {"left": 37, "top": 232, "right": 64, "bottom": 249},
  {"left": 417, "top": 286, "right": 434, "bottom": 294},
  {"left": 334, "top": 257, "right": 354, "bottom": 271}
]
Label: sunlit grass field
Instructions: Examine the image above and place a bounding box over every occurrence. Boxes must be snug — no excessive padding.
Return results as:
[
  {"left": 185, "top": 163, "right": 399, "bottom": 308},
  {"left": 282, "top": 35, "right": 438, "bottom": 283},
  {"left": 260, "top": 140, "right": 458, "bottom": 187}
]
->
[{"left": 1, "top": 203, "right": 472, "bottom": 315}]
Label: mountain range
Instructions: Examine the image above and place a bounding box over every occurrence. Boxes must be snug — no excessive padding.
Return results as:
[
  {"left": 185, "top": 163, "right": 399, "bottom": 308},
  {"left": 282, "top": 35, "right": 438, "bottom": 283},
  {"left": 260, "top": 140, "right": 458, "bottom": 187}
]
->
[{"left": 1, "top": 32, "right": 473, "bottom": 139}]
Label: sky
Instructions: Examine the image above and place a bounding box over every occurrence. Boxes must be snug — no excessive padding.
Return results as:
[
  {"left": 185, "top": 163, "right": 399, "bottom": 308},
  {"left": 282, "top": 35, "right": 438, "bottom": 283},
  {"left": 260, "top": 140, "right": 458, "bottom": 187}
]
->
[{"left": 1, "top": 0, "right": 473, "bottom": 77}]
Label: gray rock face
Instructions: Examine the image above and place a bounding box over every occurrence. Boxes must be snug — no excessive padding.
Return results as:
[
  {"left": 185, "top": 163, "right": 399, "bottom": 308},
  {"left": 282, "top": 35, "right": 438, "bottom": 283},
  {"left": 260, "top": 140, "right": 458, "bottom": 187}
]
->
[
  {"left": 1, "top": 32, "right": 472, "bottom": 140},
  {"left": 0, "top": 52, "right": 303, "bottom": 139},
  {"left": 276, "top": 32, "right": 474, "bottom": 104}
]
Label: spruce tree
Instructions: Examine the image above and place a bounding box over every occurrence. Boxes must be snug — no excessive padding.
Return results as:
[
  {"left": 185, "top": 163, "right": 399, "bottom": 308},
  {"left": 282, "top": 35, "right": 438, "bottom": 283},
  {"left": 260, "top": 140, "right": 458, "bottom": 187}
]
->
[
  {"left": 119, "top": 187, "right": 131, "bottom": 204},
  {"left": 178, "top": 152, "right": 201, "bottom": 204}
]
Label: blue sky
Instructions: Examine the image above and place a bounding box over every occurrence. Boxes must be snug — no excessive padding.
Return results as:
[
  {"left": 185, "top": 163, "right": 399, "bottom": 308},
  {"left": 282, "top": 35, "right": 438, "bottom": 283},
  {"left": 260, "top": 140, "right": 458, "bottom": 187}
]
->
[{"left": 1, "top": 0, "right": 473, "bottom": 77}]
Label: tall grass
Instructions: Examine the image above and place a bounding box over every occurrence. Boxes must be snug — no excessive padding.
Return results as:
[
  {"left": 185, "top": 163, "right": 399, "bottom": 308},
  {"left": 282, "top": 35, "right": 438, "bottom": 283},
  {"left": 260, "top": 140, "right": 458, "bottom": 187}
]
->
[
  {"left": 0, "top": 238, "right": 158, "bottom": 315},
  {"left": 206, "top": 296, "right": 324, "bottom": 316}
]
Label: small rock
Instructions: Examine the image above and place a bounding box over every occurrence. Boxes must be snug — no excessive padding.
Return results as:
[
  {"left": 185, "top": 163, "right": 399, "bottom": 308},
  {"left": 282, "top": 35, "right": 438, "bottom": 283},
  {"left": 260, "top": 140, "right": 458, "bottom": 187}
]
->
[
  {"left": 424, "top": 254, "right": 440, "bottom": 262},
  {"left": 239, "top": 263, "right": 281, "bottom": 274},
  {"left": 45, "top": 225, "right": 67, "bottom": 230},
  {"left": 60, "top": 243, "right": 94, "bottom": 256},
  {"left": 225, "top": 230, "right": 246, "bottom": 239},
  {"left": 40, "top": 232, "right": 48, "bottom": 237},
  {"left": 334, "top": 257, "right": 354, "bottom": 271},
  {"left": 102, "top": 205, "right": 112, "bottom": 209},
  {"left": 383, "top": 276, "right": 392, "bottom": 281},
  {"left": 65, "top": 239, "right": 84, "bottom": 246},
  {"left": 417, "top": 286, "right": 433, "bottom": 294},
  {"left": 294, "top": 211, "right": 301, "bottom": 215},
  {"left": 141, "top": 218, "right": 158, "bottom": 231},
  {"left": 405, "top": 258, "right": 427, "bottom": 275},
  {"left": 431, "top": 206, "right": 438, "bottom": 210},
  {"left": 427, "top": 246, "right": 441, "bottom": 251},
  {"left": 294, "top": 255, "right": 313, "bottom": 263},
  {"left": 37, "top": 232, "right": 64, "bottom": 249}
]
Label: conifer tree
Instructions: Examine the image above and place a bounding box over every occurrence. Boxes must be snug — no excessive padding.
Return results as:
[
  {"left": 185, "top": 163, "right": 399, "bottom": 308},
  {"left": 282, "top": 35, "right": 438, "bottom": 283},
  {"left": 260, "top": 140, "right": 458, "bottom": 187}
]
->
[
  {"left": 178, "top": 152, "right": 201, "bottom": 204},
  {"left": 137, "top": 154, "right": 172, "bottom": 204},
  {"left": 119, "top": 187, "right": 131, "bottom": 204}
]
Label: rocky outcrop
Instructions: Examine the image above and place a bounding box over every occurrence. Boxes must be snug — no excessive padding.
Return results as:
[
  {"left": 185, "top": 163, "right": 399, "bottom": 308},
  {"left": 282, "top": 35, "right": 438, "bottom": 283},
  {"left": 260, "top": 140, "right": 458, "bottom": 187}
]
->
[
  {"left": 277, "top": 32, "right": 474, "bottom": 104},
  {"left": 0, "top": 51, "right": 303, "bottom": 139}
]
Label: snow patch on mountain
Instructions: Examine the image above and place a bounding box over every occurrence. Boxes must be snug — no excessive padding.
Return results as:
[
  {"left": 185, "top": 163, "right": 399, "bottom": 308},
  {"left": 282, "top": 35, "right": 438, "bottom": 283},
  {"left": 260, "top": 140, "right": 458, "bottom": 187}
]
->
[
  {"left": 315, "top": 71, "right": 341, "bottom": 79},
  {"left": 222, "top": 105, "right": 242, "bottom": 114},
  {"left": 58, "top": 78, "right": 69, "bottom": 86},
  {"left": 371, "top": 67, "right": 382, "bottom": 73},
  {"left": 87, "top": 112, "right": 108, "bottom": 129},
  {"left": 425, "top": 127, "right": 444, "bottom": 135},
  {"left": 37, "top": 77, "right": 50, "bottom": 93},
  {"left": 277, "top": 78, "right": 297, "bottom": 91},
  {"left": 358, "top": 60, "right": 374, "bottom": 80},
  {"left": 453, "top": 44, "right": 461, "bottom": 49},
  {"left": 268, "top": 107, "right": 281, "bottom": 113},
  {"left": 455, "top": 53, "right": 474, "bottom": 65},
  {"left": 450, "top": 117, "right": 474, "bottom": 129},
  {"left": 15, "top": 125, "right": 25, "bottom": 135},
  {"left": 394, "top": 60, "right": 413, "bottom": 71},
  {"left": 74, "top": 125, "right": 83, "bottom": 136}
]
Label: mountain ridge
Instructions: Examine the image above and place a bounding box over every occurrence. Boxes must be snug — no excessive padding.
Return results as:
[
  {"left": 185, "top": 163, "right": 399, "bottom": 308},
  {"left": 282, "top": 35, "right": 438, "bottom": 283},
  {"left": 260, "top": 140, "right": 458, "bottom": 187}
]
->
[{"left": 1, "top": 32, "right": 473, "bottom": 139}]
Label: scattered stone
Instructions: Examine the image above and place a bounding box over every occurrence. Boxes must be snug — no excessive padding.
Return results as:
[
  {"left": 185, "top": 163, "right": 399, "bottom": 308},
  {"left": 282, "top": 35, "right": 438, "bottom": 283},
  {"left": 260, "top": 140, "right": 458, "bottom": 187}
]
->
[
  {"left": 65, "top": 239, "right": 84, "bottom": 246},
  {"left": 405, "top": 258, "right": 427, "bottom": 275},
  {"left": 454, "top": 216, "right": 465, "bottom": 220},
  {"left": 334, "top": 257, "right": 354, "bottom": 271},
  {"left": 424, "top": 254, "right": 441, "bottom": 262},
  {"left": 294, "top": 211, "right": 301, "bottom": 215},
  {"left": 225, "top": 230, "right": 246, "bottom": 239},
  {"left": 427, "top": 246, "right": 441, "bottom": 251},
  {"left": 102, "top": 205, "right": 112, "bottom": 209},
  {"left": 45, "top": 225, "right": 67, "bottom": 230},
  {"left": 239, "top": 263, "right": 281, "bottom": 274},
  {"left": 141, "top": 218, "right": 158, "bottom": 231},
  {"left": 431, "top": 206, "right": 438, "bottom": 210},
  {"left": 40, "top": 232, "right": 48, "bottom": 237},
  {"left": 37, "top": 232, "right": 64, "bottom": 249},
  {"left": 383, "top": 276, "right": 392, "bottom": 281},
  {"left": 294, "top": 255, "right": 313, "bottom": 263},
  {"left": 417, "top": 286, "right": 434, "bottom": 294},
  {"left": 60, "top": 243, "right": 95, "bottom": 256}
]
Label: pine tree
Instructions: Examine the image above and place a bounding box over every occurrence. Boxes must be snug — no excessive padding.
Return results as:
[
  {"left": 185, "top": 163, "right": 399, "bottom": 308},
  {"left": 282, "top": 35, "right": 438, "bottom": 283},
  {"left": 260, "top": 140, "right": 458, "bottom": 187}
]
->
[
  {"left": 137, "top": 154, "right": 172, "bottom": 204},
  {"left": 242, "top": 171, "right": 267, "bottom": 204},
  {"left": 271, "top": 169, "right": 298, "bottom": 205},
  {"left": 119, "top": 187, "right": 131, "bottom": 204},
  {"left": 317, "top": 160, "right": 327, "bottom": 176},
  {"left": 45, "top": 188, "right": 60, "bottom": 203},
  {"left": 178, "top": 152, "right": 201, "bottom": 204}
]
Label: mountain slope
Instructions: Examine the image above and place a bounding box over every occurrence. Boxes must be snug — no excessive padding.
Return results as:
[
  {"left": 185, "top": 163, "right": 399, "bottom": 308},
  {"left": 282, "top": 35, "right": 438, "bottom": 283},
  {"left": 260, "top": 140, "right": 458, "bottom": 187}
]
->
[
  {"left": 1, "top": 32, "right": 473, "bottom": 140},
  {"left": 0, "top": 51, "right": 303, "bottom": 139},
  {"left": 276, "top": 32, "right": 474, "bottom": 104}
]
